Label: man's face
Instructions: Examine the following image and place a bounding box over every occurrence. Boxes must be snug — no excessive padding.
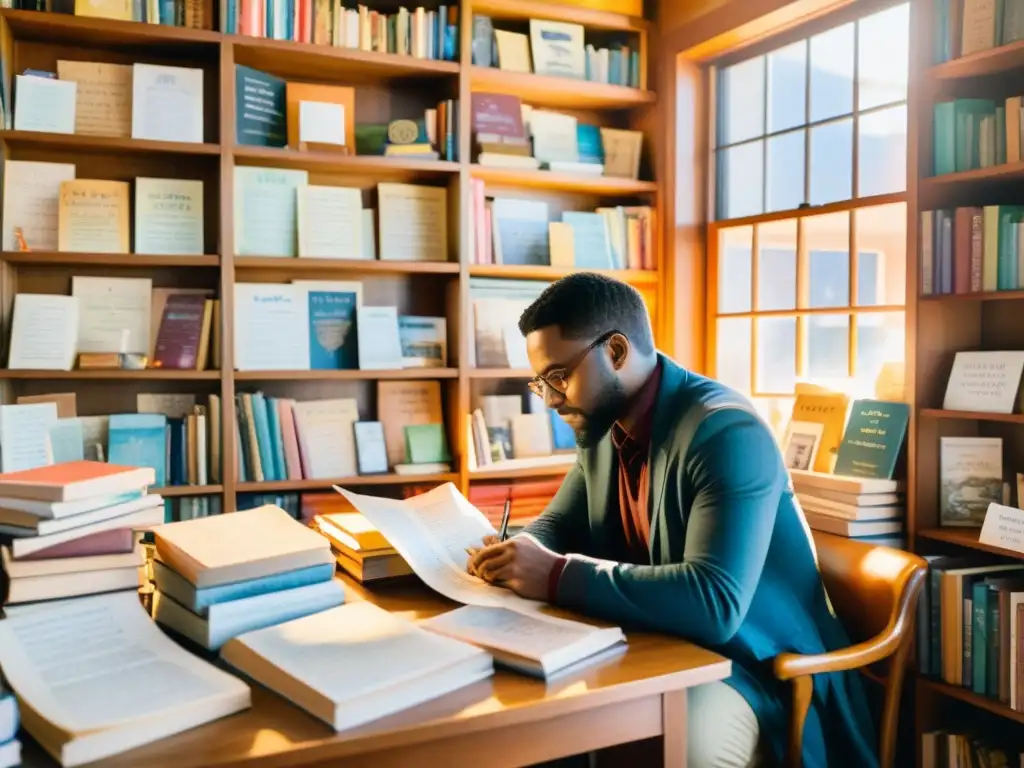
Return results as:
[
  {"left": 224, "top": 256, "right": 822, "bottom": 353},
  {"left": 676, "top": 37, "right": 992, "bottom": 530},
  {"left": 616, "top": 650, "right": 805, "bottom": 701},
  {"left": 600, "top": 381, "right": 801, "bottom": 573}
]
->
[{"left": 525, "top": 326, "right": 629, "bottom": 449}]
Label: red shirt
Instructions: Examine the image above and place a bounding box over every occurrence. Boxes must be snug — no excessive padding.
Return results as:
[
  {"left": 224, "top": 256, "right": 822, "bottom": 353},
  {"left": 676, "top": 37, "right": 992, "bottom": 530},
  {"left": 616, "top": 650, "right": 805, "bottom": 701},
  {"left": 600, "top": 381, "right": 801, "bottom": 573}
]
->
[{"left": 547, "top": 362, "right": 662, "bottom": 601}]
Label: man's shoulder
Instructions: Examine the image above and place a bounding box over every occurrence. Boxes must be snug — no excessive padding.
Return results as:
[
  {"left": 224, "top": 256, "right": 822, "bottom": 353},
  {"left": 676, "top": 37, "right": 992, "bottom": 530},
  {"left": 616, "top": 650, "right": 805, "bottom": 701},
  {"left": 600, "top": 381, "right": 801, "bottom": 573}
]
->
[{"left": 660, "top": 367, "right": 768, "bottom": 452}]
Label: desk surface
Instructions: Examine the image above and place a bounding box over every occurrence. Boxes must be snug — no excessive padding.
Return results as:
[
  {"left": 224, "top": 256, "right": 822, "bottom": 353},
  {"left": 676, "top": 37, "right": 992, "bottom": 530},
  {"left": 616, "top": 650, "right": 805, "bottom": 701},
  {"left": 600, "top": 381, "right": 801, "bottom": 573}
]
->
[{"left": 23, "top": 576, "right": 731, "bottom": 768}]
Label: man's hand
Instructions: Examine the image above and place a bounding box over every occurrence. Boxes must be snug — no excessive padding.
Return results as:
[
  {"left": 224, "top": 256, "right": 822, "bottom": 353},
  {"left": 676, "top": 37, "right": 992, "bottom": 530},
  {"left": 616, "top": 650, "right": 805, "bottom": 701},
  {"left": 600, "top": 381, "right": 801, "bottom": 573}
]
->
[{"left": 466, "top": 534, "right": 560, "bottom": 601}]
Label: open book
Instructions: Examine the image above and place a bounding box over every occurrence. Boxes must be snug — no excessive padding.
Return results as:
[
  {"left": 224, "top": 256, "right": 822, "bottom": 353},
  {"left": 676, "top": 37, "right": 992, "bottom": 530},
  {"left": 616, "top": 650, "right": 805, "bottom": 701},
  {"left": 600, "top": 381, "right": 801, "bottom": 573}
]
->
[
  {"left": 336, "top": 483, "right": 543, "bottom": 613},
  {"left": 0, "top": 592, "right": 250, "bottom": 767},
  {"left": 421, "top": 605, "right": 627, "bottom": 680},
  {"left": 220, "top": 601, "right": 493, "bottom": 731}
]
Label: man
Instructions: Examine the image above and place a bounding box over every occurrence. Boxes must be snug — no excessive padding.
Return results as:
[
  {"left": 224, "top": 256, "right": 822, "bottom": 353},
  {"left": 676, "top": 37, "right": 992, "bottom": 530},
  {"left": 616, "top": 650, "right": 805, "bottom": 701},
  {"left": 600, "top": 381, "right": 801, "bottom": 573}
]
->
[{"left": 467, "top": 274, "right": 878, "bottom": 768}]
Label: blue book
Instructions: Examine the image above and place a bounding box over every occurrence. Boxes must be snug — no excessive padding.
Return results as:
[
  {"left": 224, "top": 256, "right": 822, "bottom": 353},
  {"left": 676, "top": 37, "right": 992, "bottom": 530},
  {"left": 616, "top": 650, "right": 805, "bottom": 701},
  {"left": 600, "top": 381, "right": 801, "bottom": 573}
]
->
[
  {"left": 577, "top": 124, "right": 604, "bottom": 165},
  {"left": 153, "top": 560, "right": 336, "bottom": 615},
  {"left": 308, "top": 291, "right": 358, "bottom": 370},
  {"left": 562, "top": 212, "right": 614, "bottom": 269},
  {"left": 48, "top": 419, "right": 84, "bottom": 463},
  {"left": 108, "top": 414, "right": 168, "bottom": 488}
]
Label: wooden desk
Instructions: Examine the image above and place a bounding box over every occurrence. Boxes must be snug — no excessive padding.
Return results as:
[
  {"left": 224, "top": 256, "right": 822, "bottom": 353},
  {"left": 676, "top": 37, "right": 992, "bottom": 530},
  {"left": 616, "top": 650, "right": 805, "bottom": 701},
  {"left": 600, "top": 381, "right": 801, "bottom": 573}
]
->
[{"left": 21, "top": 576, "right": 731, "bottom": 768}]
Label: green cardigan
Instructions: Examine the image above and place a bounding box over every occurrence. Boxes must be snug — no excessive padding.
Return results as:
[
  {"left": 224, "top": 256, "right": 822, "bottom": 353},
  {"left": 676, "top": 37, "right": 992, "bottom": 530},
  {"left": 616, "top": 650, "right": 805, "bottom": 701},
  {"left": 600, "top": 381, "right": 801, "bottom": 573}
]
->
[{"left": 524, "top": 356, "right": 878, "bottom": 768}]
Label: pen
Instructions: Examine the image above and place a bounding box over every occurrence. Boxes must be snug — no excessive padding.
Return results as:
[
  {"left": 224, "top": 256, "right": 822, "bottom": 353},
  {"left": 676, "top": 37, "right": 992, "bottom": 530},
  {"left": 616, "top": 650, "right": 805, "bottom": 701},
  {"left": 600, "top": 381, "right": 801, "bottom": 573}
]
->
[{"left": 498, "top": 497, "right": 512, "bottom": 542}]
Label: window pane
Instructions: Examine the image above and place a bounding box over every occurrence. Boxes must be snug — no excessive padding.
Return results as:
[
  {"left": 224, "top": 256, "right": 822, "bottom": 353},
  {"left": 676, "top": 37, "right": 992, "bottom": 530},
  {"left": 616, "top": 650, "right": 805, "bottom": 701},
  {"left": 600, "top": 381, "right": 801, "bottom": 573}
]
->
[
  {"left": 768, "top": 41, "right": 806, "bottom": 133},
  {"left": 858, "top": 105, "right": 907, "bottom": 197},
  {"left": 721, "top": 57, "right": 765, "bottom": 145},
  {"left": 858, "top": 4, "right": 909, "bottom": 111},
  {"left": 757, "top": 219, "right": 797, "bottom": 310},
  {"left": 810, "top": 23, "right": 854, "bottom": 123},
  {"left": 716, "top": 317, "right": 752, "bottom": 392},
  {"left": 810, "top": 118, "right": 853, "bottom": 205},
  {"left": 805, "top": 212, "right": 851, "bottom": 309},
  {"left": 808, "top": 313, "right": 850, "bottom": 379},
  {"left": 757, "top": 317, "right": 797, "bottom": 392},
  {"left": 855, "top": 203, "right": 907, "bottom": 306},
  {"left": 855, "top": 311, "right": 905, "bottom": 390},
  {"left": 718, "top": 226, "right": 753, "bottom": 313},
  {"left": 718, "top": 142, "right": 764, "bottom": 219},
  {"left": 767, "top": 130, "right": 805, "bottom": 212}
]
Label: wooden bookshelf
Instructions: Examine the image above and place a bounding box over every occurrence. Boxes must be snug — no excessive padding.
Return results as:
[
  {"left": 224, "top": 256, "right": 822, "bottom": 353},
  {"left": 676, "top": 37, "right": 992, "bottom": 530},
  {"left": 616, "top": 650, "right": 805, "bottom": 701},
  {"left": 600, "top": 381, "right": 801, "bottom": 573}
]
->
[
  {"left": 910, "top": 0, "right": 1024, "bottom": 749},
  {"left": 0, "top": 1, "right": 661, "bottom": 516}
]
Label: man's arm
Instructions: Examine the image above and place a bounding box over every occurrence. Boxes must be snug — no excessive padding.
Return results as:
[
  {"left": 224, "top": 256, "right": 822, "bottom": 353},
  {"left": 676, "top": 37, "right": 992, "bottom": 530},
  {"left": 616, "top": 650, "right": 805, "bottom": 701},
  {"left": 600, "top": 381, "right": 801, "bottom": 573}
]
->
[
  {"left": 521, "top": 462, "right": 588, "bottom": 554},
  {"left": 553, "top": 409, "right": 783, "bottom": 646}
]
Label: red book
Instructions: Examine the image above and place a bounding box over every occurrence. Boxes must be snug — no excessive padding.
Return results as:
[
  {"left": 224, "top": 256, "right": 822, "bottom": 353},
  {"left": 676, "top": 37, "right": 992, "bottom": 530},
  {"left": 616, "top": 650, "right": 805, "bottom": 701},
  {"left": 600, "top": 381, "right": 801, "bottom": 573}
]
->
[
  {"left": 0, "top": 461, "right": 155, "bottom": 502},
  {"left": 152, "top": 294, "right": 207, "bottom": 369}
]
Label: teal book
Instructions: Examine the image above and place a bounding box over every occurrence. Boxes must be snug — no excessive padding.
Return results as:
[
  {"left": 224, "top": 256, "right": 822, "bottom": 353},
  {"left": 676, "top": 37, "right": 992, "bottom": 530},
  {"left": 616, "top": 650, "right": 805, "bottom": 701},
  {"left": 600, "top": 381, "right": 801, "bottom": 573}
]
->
[
  {"left": 235, "top": 65, "right": 286, "bottom": 147},
  {"left": 972, "top": 581, "right": 989, "bottom": 694},
  {"left": 308, "top": 291, "right": 358, "bottom": 370},
  {"left": 832, "top": 399, "right": 909, "bottom": 479},
  {"left": 108, "top": 414, "right": 168, "bottom": 488},
  {"left": 250, "top": 393, "right": 278, "bottom": 482}
]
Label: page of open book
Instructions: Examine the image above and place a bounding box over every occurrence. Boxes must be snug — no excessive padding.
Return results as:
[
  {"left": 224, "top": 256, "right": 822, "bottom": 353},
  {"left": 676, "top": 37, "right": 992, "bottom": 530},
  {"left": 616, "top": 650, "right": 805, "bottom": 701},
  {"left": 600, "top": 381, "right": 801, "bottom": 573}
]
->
[
  {"left": 337, "top": 483, "right": 543, "bottom": 614},
  {"left": 0, "top": 592, "right": 250, "bottom": 735}
]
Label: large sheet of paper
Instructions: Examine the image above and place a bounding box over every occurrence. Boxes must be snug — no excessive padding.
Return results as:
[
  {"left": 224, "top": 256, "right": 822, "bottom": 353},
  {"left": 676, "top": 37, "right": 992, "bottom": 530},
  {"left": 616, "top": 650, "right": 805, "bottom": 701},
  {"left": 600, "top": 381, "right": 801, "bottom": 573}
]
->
[
  {"left": 0, "top": 591, "right": 250, "bottom": 736},
  {"left": 337, "top": 483, "right": 543, "bottom": 613}
]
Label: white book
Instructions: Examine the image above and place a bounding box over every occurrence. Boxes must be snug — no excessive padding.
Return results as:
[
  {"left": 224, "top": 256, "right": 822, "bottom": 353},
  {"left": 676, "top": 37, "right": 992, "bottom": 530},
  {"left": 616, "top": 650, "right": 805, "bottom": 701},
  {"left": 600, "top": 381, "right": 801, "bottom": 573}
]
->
[
  {"left": 0, "top": 493, "right": 163, "bottom": 536},
  {"left": 421, "top": 605, "right": 625, "bottom": 680},
  {"left": 234, "top": 166, "right": 308, "bottom": 257},
  {"left": 153, "top": 578, "right": 345, "bottom": 650},
  {"left": 152, "top": 504, "right": 334, "bottom": 589},
  {"left": 6, "top": 564, "right": 140, "bottom": 605},
  {"left": 233, "top": 283, "right": 310, "bottom": 371},
  {"left": 0, "top": 592, "right": 250, "bottom": 767},
  {"left": 291, "top": 398, "right": 360, "bottom": 478},
  {"left": 220, "top": 601, "right": 493, "bottom": 731},
  {"left": 71, "top": 276, "right": 152, "bottom": 355},
  {"left": 10, "top": 502, "right": 164, "bottom": 559},
  {"left": 131, "top": 63, "right": 204, "bottom": 143},
  {"left": 1, "top": 541, "right": 142, "bottom": 579},
  {"left": 297, "top": 185, "right": 363, "bottom": 259},
  {"left": 1, "top": 159, "right": 75, "bottom": 251},
  {"left": 356, "top": 306, "right": 403, "bottom": 370},
  {"left": 134, "top": 177, "right": 204, "bottom": 255},
  {"left": 13, "top": 75, "right": 76, "bottom": 134},
  {"left": 788, "top": 469, "right": 902, "bottom": 495},
  {"left": 803, "top": 511, "right": 903, "bottom": 538},
  {"left": 796, "top": 494, "right": 903, "bottom": 522},
  {"left": 6, "top": 293, "right": 79, "bottom": 371}
]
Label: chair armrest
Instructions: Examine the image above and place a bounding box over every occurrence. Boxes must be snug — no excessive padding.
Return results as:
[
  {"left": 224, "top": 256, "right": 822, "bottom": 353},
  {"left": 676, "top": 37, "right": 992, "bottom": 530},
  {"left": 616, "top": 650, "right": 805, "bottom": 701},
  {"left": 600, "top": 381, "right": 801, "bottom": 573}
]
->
[{"left": 774, "top": 632, "right": 900, "bottom": 680}]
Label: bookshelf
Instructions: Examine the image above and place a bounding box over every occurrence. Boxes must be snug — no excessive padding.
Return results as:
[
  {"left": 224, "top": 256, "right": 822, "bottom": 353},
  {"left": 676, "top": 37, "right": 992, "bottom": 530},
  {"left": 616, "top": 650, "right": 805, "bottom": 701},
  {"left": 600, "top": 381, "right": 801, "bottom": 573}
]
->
[
  {"left": 910, "top": 0, "right": 1024, "bottom": 755},
  {"left": 0, "top": 1, "right": 661, "bottom": 515}
]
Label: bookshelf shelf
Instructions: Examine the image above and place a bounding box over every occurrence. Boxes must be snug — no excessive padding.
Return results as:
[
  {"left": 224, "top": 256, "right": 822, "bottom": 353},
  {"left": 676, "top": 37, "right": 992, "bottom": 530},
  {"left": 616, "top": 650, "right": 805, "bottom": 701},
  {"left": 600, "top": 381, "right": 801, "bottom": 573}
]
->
[
  {"left": 919, "top": 289, "right": 1024, "bottom": 302},
  {"left": 470, "top": 464, "right": 572, "bottom": 481},
  {"left": 470, "top": 0, "right": 649, "bottom": 32},
  {"left": 234, "top": 368, "right": 460, "bottom": 381},
  {"left": 233, "top": 257, "right": 459, "bottom": 275},
  {"left": 156, "top": 484, "right": 225, "bottom": 497},
  {"left": 918, "top": 408, "right": 1024, "bottom": 424},
  {"left": 0, "top": 130, "right": 221, "bottom": 157},
  {"left": 917, "top": 527, "right": 1023, "bottom": 560},
  {"left": 0, "top": 7, "right": 220, "bottom": 46},
  {"left": 920, "top": 161, "right": 1024, "bottom": 192},
  {"left": 0, "top": 251, "right": 220, "bottom": 268},
  {"left": 469, "top": 263, "right": 658, "bottom": 285},
  {"left": 468, "top": 368, "right": 534, "bottom": 379},
  {"left": 0, "top": 369, "right": 220, "bottom": 380},
  {"left": 231, "top": 34, "right": 461, "bottom": 80},
  {"left": 237, "top": 473, "right": 458, "bottom": 493},
  {"left": 469, "top": 66, "right": 655, "bottom": 110},
  {"left": 918, "top": 678, "right": 1024, "bottom": 724},
  {"left": 928, "top": 40, "right": 1024, "bottom": 81},
  {"left": 470, "top": 165, "right": 658, "bottom": 195},
  {"left": 232, "top": 146, "right": 460, "bottom": 176}
]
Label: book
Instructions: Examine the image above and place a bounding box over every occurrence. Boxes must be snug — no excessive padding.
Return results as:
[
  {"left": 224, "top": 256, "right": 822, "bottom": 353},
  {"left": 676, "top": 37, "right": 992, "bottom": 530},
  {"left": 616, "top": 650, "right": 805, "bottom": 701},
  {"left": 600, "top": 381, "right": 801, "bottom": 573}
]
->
[
  {"left": 421, "top": 605, "right": 626, "bottom": 680},
  {"left": 0, "top": 461, "right": 155, "bottom": 503},
  {"left": 5, "top": 565, "right": 140, "bottom": 605},
  {"left": 152, "top": 504, "right": 334, "bottom": 588},
  {"left": 0, "top": 592, "right": 250, "bottom": 766},
  {"left": 220, "top": 601, "right": 493, "bottom": 731}
]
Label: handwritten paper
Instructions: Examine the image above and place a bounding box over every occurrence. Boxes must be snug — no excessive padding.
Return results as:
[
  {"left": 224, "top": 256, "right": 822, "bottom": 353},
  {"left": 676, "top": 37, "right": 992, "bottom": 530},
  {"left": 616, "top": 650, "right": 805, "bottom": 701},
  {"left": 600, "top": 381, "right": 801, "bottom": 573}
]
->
[
  {"left": 943, "top": 351, "right": 1024, "bottom": 414},
  {"left": 980, "top": 502, "right": 1024, "bottom": 554},
  {"left": 2, "top": 160, "right": 76, "bottom": 251},
  {"left": 58, "top": 179, "right": 130, "bottom": 254},
  {"left": 56, "top": 60, "right": 132, "bottom": 137}
]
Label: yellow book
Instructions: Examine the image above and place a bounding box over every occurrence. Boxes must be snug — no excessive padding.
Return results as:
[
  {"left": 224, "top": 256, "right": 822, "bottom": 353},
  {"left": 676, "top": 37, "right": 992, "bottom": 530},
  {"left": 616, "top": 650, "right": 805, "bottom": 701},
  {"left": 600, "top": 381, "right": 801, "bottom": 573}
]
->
[
  {"left": 789, "top": 392, "right": 850, "bottom": 473},
  {"left": 58, "top": 179, "right": 130, "bottom": 254},
  {"left": 317, "top": 512, "right": 391, "bottom": 553},
  {"left": 74, "top": 0, "right": 132, "bottom": 20}
]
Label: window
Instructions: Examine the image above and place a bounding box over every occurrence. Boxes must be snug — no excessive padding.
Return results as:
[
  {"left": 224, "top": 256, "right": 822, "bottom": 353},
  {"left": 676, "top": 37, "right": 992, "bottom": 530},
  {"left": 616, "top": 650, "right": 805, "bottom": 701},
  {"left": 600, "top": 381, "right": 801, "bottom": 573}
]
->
[{"left": 708, "top": 2, "right": 909, "bottom": 435}]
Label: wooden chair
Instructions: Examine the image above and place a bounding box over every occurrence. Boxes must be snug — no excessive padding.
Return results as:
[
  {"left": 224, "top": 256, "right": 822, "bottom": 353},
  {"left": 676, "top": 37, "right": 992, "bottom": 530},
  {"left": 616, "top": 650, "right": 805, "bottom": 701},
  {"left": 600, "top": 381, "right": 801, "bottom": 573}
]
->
[{"left": 773, "top": 530, "right": 927, "bottom": 768}]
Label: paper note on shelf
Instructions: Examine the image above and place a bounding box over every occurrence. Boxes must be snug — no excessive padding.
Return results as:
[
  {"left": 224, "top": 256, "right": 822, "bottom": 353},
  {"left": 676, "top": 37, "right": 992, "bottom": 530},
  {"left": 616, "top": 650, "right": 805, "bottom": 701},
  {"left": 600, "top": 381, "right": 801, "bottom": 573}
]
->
[
  {"left": 336, "top": 483, "right": 544, "bottom": 613},
  {"left": 979, "top": 502, "right": 1024, "bottom": 554}
]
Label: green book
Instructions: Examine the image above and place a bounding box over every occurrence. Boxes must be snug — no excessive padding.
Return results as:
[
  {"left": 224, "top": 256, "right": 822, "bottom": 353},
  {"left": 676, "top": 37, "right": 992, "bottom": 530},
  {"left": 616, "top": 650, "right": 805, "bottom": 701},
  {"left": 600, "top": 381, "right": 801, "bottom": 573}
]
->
[
  {"left": 832, "top": 399, "right": 910, "bottom": 479},
  {"left": 404, "top": 423, "right": 451, "bottom": 464}
]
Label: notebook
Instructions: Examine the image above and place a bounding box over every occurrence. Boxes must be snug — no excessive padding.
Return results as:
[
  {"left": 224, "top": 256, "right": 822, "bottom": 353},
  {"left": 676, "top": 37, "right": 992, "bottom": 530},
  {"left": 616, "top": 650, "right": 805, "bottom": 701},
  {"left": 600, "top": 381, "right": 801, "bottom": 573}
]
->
[
  {"left": 220, "top": 601, "right": 494, "bottom": 731},
  {"left": 421, "top": 605, "right": 627, "bottom": 680}
]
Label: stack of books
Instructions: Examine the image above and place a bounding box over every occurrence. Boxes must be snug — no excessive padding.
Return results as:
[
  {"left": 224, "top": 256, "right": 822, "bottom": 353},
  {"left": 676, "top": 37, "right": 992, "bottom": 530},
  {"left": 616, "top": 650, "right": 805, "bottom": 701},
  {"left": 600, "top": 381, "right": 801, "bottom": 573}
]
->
[
  {"left": 314, "top": 510, "right": 413, "bottom": 583},
  {"left": 0, "top": 462, "right": 164, "bottom": 605},
  {"left": 790, "top": 469, "right": 904, "bottom": 547},
  {"left": 0, "top": 687, "right": 17, "bottom": 768},
  {"left": 150, "top": 504, "right": 344, "bottom": 651}
]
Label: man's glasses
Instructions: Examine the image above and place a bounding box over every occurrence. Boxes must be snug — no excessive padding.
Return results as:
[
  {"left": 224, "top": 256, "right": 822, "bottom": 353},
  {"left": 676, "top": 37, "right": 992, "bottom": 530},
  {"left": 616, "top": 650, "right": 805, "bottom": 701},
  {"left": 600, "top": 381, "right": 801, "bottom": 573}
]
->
[{"left": 527, "top": 330, "right": 619, "bottom": 398}]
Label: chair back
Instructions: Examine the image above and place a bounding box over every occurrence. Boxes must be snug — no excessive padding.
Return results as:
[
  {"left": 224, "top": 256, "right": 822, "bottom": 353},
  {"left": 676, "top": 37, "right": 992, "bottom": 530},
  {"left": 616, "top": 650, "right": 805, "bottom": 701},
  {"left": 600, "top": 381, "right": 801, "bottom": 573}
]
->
[{"left": 811, "top": 530, "right": 927, "bottom": 768}]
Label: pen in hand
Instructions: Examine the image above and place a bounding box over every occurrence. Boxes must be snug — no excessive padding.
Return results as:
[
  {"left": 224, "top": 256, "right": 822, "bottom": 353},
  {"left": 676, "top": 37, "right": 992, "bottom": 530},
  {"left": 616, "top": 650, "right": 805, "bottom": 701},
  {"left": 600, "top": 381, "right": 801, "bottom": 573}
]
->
[{"left": 498, "top": 497, "right": 512, "bottom": 542}]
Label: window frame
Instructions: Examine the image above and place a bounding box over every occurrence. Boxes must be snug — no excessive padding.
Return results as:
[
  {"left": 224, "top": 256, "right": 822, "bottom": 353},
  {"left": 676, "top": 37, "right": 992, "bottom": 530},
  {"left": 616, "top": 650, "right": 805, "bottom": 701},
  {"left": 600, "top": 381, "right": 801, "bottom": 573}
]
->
[{"left": 705, "top": 0, "right": 910, "bottom": 398}]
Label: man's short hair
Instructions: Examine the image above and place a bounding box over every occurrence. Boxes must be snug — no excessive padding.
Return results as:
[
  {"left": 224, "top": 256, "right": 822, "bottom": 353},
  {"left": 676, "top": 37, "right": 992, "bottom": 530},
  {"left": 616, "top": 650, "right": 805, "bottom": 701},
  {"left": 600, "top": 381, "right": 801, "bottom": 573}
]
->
[{"left": 517, "top": 273, "right": 655, "bottom": 355}]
